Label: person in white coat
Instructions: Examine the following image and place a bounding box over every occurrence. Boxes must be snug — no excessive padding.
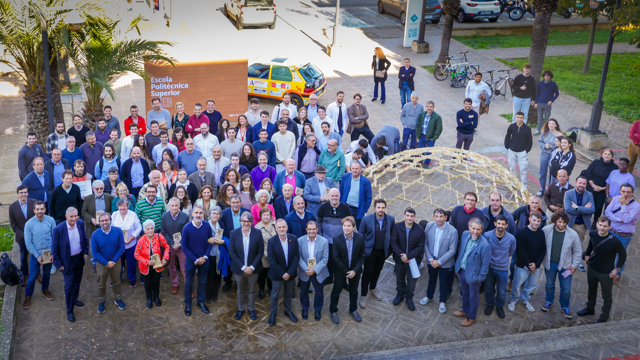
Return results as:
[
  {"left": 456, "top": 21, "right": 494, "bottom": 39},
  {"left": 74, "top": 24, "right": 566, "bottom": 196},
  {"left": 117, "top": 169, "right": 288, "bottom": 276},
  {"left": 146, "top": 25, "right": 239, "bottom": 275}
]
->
[
  {"left": 271, "top": 93, "right": 298, "bottom": 123},
  {"left": 465, "top": 72, "right": 492, "bottom": 113},
  {"left": 326, "top": 91, "right": 348, "bottom": 136},
  {"left": 311, "top": 106, "right": 334, "bottom": 137},
  {"left": 111, "top": 198, "right": 142, "bottom": 287},
  {"left": 193, "top": 123, "right": 219, "bottom": 157}
]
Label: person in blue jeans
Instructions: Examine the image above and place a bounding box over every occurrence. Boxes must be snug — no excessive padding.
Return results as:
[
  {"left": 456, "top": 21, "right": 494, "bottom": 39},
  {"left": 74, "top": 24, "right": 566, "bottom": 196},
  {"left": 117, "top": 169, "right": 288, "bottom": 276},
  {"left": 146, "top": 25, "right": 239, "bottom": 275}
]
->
[
  {"left": 509, "top": 211, "right": 546, "bottom": 313},
  {"left": 371, "top": 47, "right": 391, "bottom": 104},
  {"left": 603, "top": 184, "right": 640, "bottom": 285},
  {"left": 483, "top": 215, "right": 516, "bottom": 319},
  {"left": 541, "top": 211, "right": 583, "bottom": 319},
  {"left": 23, "top": 201, "right": 57, "bottom": 309},
  {"left": 397, "top": 58, "right": 415, "bottom": 108},
  {"left": 415, "top": 101, "right": 443, "bottom": 167},
  {"left": 400, "top": 93, "right": 423, "bottom": 151}
]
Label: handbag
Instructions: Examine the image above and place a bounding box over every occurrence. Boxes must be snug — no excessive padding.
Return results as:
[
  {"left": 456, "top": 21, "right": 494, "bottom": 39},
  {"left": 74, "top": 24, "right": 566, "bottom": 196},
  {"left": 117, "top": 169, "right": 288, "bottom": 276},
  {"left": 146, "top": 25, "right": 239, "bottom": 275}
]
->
[{"left": 375, "top": 70, "right": 385, "bottom": 78}]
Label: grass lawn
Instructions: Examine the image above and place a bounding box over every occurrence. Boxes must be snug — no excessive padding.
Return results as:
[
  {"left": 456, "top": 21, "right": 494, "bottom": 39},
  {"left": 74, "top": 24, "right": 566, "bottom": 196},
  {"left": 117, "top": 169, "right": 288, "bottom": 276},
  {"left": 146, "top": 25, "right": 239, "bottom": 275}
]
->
[
  {"left": 422, "top": 65, "right": 436, "bottom": 74},
  {"left": 499, "top": 53, "right": 639, "bottom": 123},
  {"left": 454, "top": 29, "right": 636, "bottom": 49},
  {"left": 500, "top": 113, "right": 537, "bottom": 127},
  {"left": 0, "top": 226, "right": 14, "bottom": 252}
]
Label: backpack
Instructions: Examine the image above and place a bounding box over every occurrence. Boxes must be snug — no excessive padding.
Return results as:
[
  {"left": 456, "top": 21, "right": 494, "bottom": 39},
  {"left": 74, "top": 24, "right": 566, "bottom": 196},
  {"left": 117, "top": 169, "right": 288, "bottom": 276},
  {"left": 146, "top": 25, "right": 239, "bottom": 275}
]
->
[{"left": 0, "top": 253, "right": 24, "bottom": 286}]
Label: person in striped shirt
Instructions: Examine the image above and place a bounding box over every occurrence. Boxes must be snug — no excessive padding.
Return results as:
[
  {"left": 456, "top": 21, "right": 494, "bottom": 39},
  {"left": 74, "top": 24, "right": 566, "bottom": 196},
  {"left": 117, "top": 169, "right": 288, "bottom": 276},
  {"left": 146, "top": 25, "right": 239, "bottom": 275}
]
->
[{"left": 135, "top": 185, "right": 165, "bottom": 233}]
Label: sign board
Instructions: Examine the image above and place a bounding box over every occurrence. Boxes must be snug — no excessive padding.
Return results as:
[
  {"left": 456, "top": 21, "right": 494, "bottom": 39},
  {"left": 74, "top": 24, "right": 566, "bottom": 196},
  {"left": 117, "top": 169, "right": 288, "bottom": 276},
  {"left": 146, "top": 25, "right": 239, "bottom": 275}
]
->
[
  {"left": 144, "top": 60, "right": 248, "bottom": 124},
  {"left": 403, "top": 0, "right": 423, "bottom": 47}
]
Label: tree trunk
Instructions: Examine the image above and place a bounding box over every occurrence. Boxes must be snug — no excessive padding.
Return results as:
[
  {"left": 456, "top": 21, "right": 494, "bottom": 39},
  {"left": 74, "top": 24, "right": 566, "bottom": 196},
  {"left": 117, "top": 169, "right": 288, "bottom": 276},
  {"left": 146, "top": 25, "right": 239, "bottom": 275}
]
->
[
  {"left": 582, "top": 14, "right": 598, "bottom": 73},
  {"left": 23, "top": 81, "right": 50, "bottom": 147},
  {"left": 81, "top": 96, "right": 104, "bottom": 130},
  {"left": 528, "top": 12, "right": 554, "bottom": 81},
  {"left": 49, "top": 53, "right": 66, "bottom": 128},
  {"left": 436, "top": 14, "right": 455, "bottom": 64},
  {"left": 57, "top": 49, "right": 72, "bottom": 90}
]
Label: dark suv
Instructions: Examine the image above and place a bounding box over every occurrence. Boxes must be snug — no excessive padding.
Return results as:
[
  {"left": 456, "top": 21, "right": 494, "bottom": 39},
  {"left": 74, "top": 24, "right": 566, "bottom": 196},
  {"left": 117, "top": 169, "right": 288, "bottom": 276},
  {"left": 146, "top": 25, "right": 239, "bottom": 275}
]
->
[{"left": 378, "top": 0, "right": 442, "bottom": 25}]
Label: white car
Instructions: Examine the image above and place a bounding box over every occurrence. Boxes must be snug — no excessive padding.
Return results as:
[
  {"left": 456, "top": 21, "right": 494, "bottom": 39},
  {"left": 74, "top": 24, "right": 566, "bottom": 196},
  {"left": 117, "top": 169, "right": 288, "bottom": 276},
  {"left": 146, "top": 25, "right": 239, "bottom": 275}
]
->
[
  {"left": 456, "top": 0, "right": 501, "bottom": 23},
  {"left": 224, "top": 0, "right": 277, "bottom": 30}
]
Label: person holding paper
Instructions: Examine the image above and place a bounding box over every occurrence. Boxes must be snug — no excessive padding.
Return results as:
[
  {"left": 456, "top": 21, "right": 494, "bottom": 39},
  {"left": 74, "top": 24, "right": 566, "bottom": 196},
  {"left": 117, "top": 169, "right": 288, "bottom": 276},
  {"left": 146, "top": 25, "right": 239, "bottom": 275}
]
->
[
  {"left": 540, "top": 210, "right": 582, "bottom": 319},
  {"left": 181, "top": 204, "right": 214, "bottom": 316},
  {"left": 329, "top": 216, "right": 366, "bottom": 324},
  {"left": 160, "top": 198, "right": 190, "bottom": 295},
  {"left": 297, "top": 221, "right": 329, "bottom": 321},
  {"left": 90, "top": 212, "right": 126, "bottom": 314},
  {"left": 267, "top": 219, "right": 299, "bottom": 327},
  {"left": 23, "top": 201, "right": 56, "bottom": 310},
  {"left": 453, "top": 218, "right": 491, "bottom": 327},
  {"left": 390, "top": 208, "right": 425, "bottom": 312},
  {"left": 482, "top": 215, "right": 516, "bottom": 319}
]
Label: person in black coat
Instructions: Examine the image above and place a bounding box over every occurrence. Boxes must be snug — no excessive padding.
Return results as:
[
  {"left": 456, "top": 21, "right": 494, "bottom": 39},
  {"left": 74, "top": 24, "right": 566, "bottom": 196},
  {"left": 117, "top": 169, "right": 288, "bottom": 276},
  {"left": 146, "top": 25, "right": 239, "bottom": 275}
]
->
[
  {"left": 9, "top": 185, "right": 36, "bottom": 280},
  {"left": 219, "top": 195, "right": 250, "bottom": 292},
  {"left": 50, "top": 170, "right": 83, "bottom": 223},
  {"left": 372, "top": 47, "right": 391, "bottom": 104},
  {"left": 119, "top": 147, "right": 151, "bottom": 198},
  {"left": 585, "top": 150, "right": 618, "bottom": 228},
  {"left": 44, "top": 149, "right": 71, "bottom": 191},
  {"left": 274, "top": 185, "right": 295, "bottom": 220},
  {"left": 390, "top": 208, "right": 426, "bottom": 311},
  {"left": 267, "top": 219, "right": 299, "bottom": 326},
  {"left": 398, "top": 58, "right": 416, "bottom": 108},
  {"left": 329, "top": 216, "right": 366, "bottom": 324},
  {"left": 168, "top": 169, "right": 199, "bottom": 204}
]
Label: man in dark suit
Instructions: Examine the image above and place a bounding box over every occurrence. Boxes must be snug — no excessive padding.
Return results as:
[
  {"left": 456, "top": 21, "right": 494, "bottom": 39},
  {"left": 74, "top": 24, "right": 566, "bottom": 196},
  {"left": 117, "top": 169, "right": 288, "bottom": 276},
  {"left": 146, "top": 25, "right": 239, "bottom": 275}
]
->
[
  {"left": 9, "top": 185, "right": 36, "bottom": 282},
  {"left": 52, "top": 207, "right": 89, "bottom": 322},
  {"left": 81, "top": 180, "right": 114, "bottom": 273},
  {"left": 284, "top": 196, "right": 315, "bottom": 238},
  {"left": 398, "top": 57, "right": 416, "bottom": 108},
  {"left": 358, "top": 199, "right": 395, "bottom": 308},
  {"left": 228, "top": 211, "right": 264, "bottom": 321},
  {"left": 274, "top": 183, "right": 295, "bottom": 220},
  {"left": 267, "top": 219, "right": 299, "bottom": 326},
  {"left": 21, "top": 157, "right": 50, "bottom": 204},
  {"left": 390, "top": 208, "right": 426, "bottom": 311},
  {"left": 119, "top": 147, "right": 151, "bottom": 198},
  {"left": 219, "top": 195, "right": 250, "bottom": 292},
  {"left": 330, "top": 216, "right": 366, "bottom": 324},
  {"left": 43, "top": 148, "right": 71, "bottom": 191}
]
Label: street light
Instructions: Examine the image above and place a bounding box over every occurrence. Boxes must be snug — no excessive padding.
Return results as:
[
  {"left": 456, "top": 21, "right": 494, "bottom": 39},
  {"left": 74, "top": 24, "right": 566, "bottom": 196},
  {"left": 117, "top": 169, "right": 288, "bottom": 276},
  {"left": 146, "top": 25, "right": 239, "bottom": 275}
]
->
[
  {"left": 327, "top": 0, "right": 341, "bottom": 56},
  {"left": 42, "top": 8, "right": 84, "bottom": 134}
]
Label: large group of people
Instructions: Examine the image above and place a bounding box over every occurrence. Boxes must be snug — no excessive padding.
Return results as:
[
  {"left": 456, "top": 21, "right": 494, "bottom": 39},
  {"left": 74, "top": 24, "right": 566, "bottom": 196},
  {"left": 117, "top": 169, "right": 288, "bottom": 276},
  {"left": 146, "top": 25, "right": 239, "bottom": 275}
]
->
[{"left": 10, "top": 56, "right": 638, "bottom": 329}]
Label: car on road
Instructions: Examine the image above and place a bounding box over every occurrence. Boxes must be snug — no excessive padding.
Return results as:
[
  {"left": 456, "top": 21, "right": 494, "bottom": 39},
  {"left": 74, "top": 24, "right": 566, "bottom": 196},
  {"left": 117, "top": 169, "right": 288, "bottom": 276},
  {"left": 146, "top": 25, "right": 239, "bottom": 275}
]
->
[
  {"left": 377, "top": 0, "right": 442, "bottom": 25},
  {"left": 247, "top": 60, "right": 326, "bottom": 107},
  {"left": 456, "top": 0, "right": 501, "bottom": 23},
  {"left": 223, "top": 0, "right": 277, "bottom": 30}
]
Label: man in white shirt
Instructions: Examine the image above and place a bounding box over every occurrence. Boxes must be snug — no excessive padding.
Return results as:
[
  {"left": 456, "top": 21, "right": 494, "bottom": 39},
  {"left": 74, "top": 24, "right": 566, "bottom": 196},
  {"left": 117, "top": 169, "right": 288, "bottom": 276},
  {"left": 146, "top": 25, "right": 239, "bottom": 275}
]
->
[
  {"left": 305, "top": 94, "right": 320, "bottom": 121},
  {"left": 271, "top": 92, "right": 298, "bottom": 123},
  {"left": 205, "top": 146, "right": 231, "bottom": 188},
  {"left": 245, "top": 98, "right": 262, "bottom": 126},
  {"left": 346, "top": 139, "right": 377, "bottom": 166},
  {"left": 312, "top": 106, "right": 335, "bottom": 137},
  {"left": 120, "top": 123, "right": 139, "bottom": 162},
  {"left": 152, "top": 130, "right": 178, "bottom": 165},
  {"left": 193, "top": 123, "right": 219, "bottom": 157},
  {"left": 465, "top": 72, "right": 492, "bottom": 114},
  {"left": 345, "top": 149, "right": 366, "bottom": 172},
  {"left": 326, "top": 91, "right": 348, "bottom": 136}
]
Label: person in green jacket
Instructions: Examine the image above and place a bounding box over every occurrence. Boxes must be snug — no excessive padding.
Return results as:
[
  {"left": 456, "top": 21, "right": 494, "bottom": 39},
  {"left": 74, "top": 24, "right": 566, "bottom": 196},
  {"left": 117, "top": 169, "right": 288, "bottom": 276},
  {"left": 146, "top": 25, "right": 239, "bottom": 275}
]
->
[
  {"left": 318, "top": 139, "right": 346, "bottom": 183},
  {"left": 415, "top": 101, "right": 443, "bottom": 167}
]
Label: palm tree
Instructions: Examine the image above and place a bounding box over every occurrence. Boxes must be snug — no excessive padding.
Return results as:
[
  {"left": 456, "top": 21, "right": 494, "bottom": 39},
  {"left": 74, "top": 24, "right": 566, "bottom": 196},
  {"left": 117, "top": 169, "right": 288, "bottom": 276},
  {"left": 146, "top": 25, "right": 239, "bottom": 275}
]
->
[
  {"left": 436, "top": 0, "right": 461, "bottom": 64},
  {"left": 0, "top": 0, "right": 70, "bottom": 146},
  {"left": 528, "top": 0, "right": 559, "bottom": 81},
  {"left": 62, "top": 15, "right": 176, "bottom": 129}
]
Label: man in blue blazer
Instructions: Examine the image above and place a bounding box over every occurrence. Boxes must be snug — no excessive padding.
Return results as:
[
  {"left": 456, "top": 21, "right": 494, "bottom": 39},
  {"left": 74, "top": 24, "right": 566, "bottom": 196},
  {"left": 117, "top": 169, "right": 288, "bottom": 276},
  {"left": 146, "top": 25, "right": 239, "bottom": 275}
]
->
[
  {"left": 119, "top": 147, "right": 151, "bottom": 198},
  {"left": 267, "top": 219, "right": 299, "bottom": 326},
  {"left": 219, "top": 195, "right": 249, "bottom": 292},
  {"left": 228, "top": 211, "right": 264, "bottom": 321},
  {"left": 303, "top": 165, "right": 336, "bottom": 218},
  {"left": 285, "top": 197, "right": 315, "bottom": 238},
  {"left": 454, "top": 218, "right": 491, "bottom": 327},
  {"left": 563, "top": 176, "right": 595, "bottom": 243},
  {"left": 398, "top": 58, "right": 416, "bottom": 108},
  {"left": 358, "top": 199, "right": 394, "bottom": 308},
  {"left": 273, "top": 160, "right": 306, "bottom": 197},
  {"left": 274, "top": 183, "right": 295, "bottom": 220},
  {"left": 21, "top": 157, "right": 50, "bottom": 204},
  {"left": 52, "top": 207, "right": 89, "bottom": 322},
  {"left": 339, "top": 162, "right": 372, "bottom": 229}
]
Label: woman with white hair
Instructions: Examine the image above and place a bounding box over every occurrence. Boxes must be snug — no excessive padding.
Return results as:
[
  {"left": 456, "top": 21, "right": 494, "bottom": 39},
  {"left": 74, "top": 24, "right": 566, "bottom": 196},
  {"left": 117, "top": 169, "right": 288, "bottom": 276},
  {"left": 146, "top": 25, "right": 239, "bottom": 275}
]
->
[
  {"left": 112, "top": 198, "right": 142, "bottom": 288},
  {"left": 134, "top": 219, "right": 170, "bottom": 308},
  {"left": 250, "top": 189, "right": 275, "bottom": 226}
]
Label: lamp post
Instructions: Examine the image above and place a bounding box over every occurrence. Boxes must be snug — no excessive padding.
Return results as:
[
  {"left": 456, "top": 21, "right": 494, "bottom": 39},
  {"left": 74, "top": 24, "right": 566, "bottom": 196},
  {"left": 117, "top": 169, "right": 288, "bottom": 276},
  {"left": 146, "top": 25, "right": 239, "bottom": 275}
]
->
[
  {"left": 583, "top": 0, "right": 621, "bottom": 134},
  {"left": 327, "top": 0, "right": 341, "bottom": 56}
]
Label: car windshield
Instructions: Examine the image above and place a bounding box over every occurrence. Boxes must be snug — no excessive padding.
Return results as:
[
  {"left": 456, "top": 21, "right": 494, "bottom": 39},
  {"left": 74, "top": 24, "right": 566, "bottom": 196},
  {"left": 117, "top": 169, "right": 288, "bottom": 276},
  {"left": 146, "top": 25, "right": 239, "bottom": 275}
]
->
[
  {"left": 245, "top": 0, "right": 274, "bottom": 6},
  {"left": 298, "top": 63, "right": 323, "bottom": 82}
]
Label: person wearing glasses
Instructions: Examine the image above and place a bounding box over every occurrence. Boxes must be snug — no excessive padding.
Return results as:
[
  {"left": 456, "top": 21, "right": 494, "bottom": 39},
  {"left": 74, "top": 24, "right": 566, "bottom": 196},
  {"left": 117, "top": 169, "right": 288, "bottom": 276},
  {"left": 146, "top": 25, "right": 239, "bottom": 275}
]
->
[{"left": 293, "top": 133, "right": 321, "bottom": 180}]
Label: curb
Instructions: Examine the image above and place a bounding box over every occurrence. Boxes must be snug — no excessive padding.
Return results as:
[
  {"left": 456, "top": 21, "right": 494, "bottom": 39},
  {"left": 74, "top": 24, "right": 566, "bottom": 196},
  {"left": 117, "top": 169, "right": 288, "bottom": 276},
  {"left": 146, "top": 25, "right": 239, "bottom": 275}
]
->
[{"left": 0, "top": 243, "right": 20, "bottom": 360}]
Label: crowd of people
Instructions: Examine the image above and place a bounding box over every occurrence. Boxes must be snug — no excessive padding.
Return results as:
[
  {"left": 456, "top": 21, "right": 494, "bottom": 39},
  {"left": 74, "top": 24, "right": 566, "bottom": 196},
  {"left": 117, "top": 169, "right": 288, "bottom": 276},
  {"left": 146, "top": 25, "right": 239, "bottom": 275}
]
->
[{"left": 9, "top": 56, "right": 639, "bottom": 328}]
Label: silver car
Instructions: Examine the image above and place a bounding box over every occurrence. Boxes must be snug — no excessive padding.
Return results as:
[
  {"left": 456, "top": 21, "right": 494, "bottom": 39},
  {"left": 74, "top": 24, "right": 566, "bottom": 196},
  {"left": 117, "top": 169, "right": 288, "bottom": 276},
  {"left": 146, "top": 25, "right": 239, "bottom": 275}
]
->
[
  {"left": 378, "top": 0, "right": 442, "bottom": 25},
  {"left": 224, "top": 0, "right": 277, "bottom": 30}
]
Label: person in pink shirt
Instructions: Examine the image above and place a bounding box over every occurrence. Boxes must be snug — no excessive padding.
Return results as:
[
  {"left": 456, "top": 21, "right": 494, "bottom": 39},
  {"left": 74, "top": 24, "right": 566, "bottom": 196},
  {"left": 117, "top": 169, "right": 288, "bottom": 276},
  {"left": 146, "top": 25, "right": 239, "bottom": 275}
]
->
[
  {"left": 185, "top": 103, "right": 210, "bottom": 136},
  {"left": 251, "top": 190, "right": 276, "bottom": 225},
  {"left": 627, "top": 120, "right": 640, "bottom": 173}
]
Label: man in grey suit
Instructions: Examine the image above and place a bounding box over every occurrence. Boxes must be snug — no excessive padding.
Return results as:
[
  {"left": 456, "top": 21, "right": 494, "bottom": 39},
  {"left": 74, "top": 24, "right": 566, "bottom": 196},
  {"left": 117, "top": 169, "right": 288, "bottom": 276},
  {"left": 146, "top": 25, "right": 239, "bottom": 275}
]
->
[
  {"left": 563, "top": 176, "right": 595, "bottom": 272},
  {"left": 420, "top": 208, "right": 458, "bottom": 314},
  {"left": 358, "top": 199, "right": 395, "bottom": 309},
  {"left": 303, "top": 165, "right": 336, "bottom": 218},
  {"left": 453, "top": 218, "right": 491, "bottom": 327},
  {"left": 297, "top": 221, "right": 329, "bottom": 321},
  {"left": 187, "top": 157, "right": 218, "bottom": 197},
  {"left": 205, "top": 145, "right": 230, "bottom": 188}
]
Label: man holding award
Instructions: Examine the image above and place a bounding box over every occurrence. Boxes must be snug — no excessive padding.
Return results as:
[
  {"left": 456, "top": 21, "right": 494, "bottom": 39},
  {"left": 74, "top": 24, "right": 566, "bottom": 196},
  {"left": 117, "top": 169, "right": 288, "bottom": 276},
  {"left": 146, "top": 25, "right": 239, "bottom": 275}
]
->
[
  {"left": 297, "top": 221, "right": 329, "bottom": 321},
  {"left": 181, "top": 204, "right": 214, "bottom": 316},
  {"left": 161, "top": 198, "right": 190, "bottom": 295},
  {"left": 23, "top": 201, "right": 56, "bottom": 310}
]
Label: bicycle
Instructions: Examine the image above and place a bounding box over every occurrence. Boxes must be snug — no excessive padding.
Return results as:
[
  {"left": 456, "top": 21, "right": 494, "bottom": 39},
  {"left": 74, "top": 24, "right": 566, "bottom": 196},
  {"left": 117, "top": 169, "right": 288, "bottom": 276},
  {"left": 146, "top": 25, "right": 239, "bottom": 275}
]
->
[
  {"left": 434, "top": 51, "right": 479, "bottom": 81},
  {"left": 483, "top": 67, "right": 516, "bottom": 100},
  {"left": 450, "top": 66, "right": 469, "bottom": 88}
]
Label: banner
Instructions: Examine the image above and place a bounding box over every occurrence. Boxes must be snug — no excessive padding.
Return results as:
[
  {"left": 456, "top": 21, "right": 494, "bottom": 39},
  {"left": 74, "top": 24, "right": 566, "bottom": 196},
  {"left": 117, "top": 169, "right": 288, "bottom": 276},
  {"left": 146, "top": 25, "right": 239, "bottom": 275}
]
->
[
  {"left": 403, "top": 0, "right": 423, "bottom": 47},
  {"left": 144, "top": 59, "right": 248, "bottom": 124}
]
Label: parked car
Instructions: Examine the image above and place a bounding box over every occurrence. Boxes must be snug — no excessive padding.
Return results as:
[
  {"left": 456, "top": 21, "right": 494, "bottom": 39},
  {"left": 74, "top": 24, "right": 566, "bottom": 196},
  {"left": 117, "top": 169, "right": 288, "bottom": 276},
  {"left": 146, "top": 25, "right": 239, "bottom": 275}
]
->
[
  {"left": 247, "top": 60, "right": 326, "bottom": 107},
  {"left": 377, "top": 0, "right": 442, "bottom": 25},
  {"left": 457, "top": 0, "right": 501, "bottom": 23},
  {"left": 224, "top": 0, "right": 277, "bottom": 30}
]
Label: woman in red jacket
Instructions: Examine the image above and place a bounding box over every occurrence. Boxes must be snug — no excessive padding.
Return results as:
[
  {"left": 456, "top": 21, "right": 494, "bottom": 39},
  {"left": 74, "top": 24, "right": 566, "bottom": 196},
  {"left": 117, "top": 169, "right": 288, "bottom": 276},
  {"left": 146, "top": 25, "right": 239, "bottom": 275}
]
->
[{"left": 135, "top": 219, "right": 170, "bottom": 308}]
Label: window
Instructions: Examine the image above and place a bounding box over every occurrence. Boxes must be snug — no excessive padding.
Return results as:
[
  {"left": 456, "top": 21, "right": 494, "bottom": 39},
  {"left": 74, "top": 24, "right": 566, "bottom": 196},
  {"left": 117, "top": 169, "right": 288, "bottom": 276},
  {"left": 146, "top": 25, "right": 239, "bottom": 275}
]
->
[
  {"left": 270, "top": 65, "right": 292, "bottom": 82},
  {"left": 248, "top": 64, "right": 270, "bottom": 79}
]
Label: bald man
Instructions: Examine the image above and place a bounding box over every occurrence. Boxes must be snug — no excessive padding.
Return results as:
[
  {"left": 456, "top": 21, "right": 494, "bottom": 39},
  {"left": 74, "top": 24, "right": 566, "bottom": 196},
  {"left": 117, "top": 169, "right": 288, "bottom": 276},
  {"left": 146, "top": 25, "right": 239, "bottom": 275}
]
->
[
  {"left": 120, "top": 146, "right": 151, "bottom": 198},
  {"left": 273, "top": 159, "right": 306, "bottom": 198},
  {"left": 316, "top": 188, "right": 352, "bottom": 283},
  {"left": 318, "top": 139, "right": 346, "bottom": 184}
]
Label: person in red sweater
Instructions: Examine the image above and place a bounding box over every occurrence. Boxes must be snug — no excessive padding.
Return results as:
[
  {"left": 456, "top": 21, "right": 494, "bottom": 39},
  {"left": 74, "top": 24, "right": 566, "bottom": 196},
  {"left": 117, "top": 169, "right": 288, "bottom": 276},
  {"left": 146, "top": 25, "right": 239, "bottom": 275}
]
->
[
  {"left": 124, "top": 105, "right": 147, "bottom": 136},
  {"left": 185, "top": 103, "right": 210, "bottom": 136},
  {"left": 627, "top": 120, "right": 640, "bottom": 173}
]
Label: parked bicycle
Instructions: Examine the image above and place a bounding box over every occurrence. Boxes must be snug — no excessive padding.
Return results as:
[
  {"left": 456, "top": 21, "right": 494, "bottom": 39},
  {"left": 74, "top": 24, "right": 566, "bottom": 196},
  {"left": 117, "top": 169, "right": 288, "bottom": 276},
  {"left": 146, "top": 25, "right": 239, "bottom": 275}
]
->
[
  {"left": 450, "top": 66, "right": 469, "bottom": 88},
  {"left": 434, "top": 51, "right": 479, "bottom": 81},
  {"left": 483, "top": 67, "right": 517, "bottom": 100}
]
